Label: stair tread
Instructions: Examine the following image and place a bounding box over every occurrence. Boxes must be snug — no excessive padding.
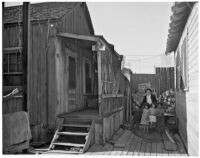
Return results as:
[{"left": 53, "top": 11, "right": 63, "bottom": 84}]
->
[
  {"left": 62, "top": 124, "right": 90, "bottom": 128},
  {"left": 57, "top": 131, "right": 88, "bottom": 136},
  {"left": 53, "top": 142, "right": 85, "bottom": 147},
  {"left": 47, "top": 150, "right": 83, "bottom": 154}
]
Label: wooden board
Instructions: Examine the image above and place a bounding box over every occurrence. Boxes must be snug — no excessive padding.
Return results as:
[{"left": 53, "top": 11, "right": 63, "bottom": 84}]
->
[
  {"left": 144, "top": 142, "right": 151, "bottom": 156},
  {"left": 110, "top": 128, "right": 124, "bottom": 144},
  {"left": 139, "top": 141, "right": 146, "bottom": 156},
  {"left": 151, "top": 142, "right": 157, "bottom": 156},
  {"left": 110, "top": 147, "right": 123, "bottom": 155},
  {"left": 174, "top": 134, "right": 187, "bottom": 155},
  {"left": 156, "top": 142, "right": 164, "bottom": 156},
  {"left": 102, "top": 143, "right": 113, "bottom": 155},
  {"left": 114, "top": 130, "right": 132, "bottom": 148},
  {"left": 85, "top": 144, "right": 100, "bottom": 155},
  {"left": 127, "top": 134, "right": 139, "bottom": 155},
  {"left": 83, "top": 121, "right": 95, "bottom": 152},
  {"left": 95, "top": 123, "right": 103, "bottom": 144},
  {"left": 120, "top": 133, "right": 135, "bottom": 155},
  {"left": 90, "top": 144, "right": 104, "bottom": 155},
  {"left": 132, "top": 137, "right": 142, "bottom": 155}
]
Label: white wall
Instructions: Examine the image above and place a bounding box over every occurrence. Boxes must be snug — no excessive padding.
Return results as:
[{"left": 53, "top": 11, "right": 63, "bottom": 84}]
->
[{"left": 175, "top": 3, "right": 199, "bottom": 156}]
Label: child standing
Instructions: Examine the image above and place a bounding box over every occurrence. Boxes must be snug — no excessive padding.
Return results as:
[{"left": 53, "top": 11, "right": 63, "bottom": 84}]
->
[
  {"left": 140, "top": 104, "right": 149, "bottom": 125},
  {"left": 149, "top": 103, "right": 157, "bottom": 128}
]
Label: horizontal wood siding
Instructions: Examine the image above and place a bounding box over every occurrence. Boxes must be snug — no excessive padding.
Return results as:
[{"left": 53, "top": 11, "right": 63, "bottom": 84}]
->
[{"left": 175, "top": 3, "right": 199, "bottom": 156}]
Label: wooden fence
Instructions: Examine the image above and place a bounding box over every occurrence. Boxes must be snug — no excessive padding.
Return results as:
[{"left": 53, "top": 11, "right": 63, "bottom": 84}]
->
[
  {"left": 131, "top": 67, "right": 174, "bottom": 96},
  {"left": 155, "top": 67, "right": 174, "bottom": 95}
]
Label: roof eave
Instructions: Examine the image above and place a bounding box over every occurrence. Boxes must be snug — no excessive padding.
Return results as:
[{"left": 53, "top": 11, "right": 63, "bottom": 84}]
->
[{"left": 165, "top": 2, "right": 195, "bottom": 55}]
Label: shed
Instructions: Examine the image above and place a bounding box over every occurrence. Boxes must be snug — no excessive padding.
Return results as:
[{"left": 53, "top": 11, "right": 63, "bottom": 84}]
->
[
  {"left": 3, "top": 2, "right": 94, "bottom": 141},
  {"left": 3, "top": 2, "right": 125, "bottom": 146}
]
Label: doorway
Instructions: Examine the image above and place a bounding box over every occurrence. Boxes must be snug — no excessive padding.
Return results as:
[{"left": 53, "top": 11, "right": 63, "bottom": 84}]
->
[{"left": 67, "top": 49, "right": 78, "bottom": 112}]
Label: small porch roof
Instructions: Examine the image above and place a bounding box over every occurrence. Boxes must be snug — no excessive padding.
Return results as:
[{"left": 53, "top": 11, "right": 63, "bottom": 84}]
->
[{"left": 57, "top": 32, "right": 123, "bottom": 59}]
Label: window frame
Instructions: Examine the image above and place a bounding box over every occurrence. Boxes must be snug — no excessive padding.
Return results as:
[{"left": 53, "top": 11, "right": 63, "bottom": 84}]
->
[
  {"left": 3, "top": 47, "right": 23, "bottom": 75},
  {"left": 82, "top": 57, "right": 92, "bottom": 94}
]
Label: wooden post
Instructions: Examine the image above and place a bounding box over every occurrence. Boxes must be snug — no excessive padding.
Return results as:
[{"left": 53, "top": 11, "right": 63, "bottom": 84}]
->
[
  {"left": 22, "top": 2, "right": 30, "bottom": 111},
  {"left": 2, "top": 2, "right": 4, "bottom": 48},
  {"left": 97, "top": 47, "right": 102, "bottom": 116}
]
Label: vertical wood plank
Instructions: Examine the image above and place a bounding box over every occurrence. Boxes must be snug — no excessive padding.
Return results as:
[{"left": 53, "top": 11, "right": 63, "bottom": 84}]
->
[
  {"left": 97, "top": 49, "right": 102, "bottom": 116},
  {"left": 22, "top": 2, "right": 30, "bottom": 112}
]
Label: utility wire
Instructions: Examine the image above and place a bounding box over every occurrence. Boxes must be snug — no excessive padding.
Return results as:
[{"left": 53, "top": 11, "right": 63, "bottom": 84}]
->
[
  {"left": 125, "top": 54, "right": 164, "bottom": 56},
  {"left": 125, "top": 55, "right": 161, "bottom": 61}
]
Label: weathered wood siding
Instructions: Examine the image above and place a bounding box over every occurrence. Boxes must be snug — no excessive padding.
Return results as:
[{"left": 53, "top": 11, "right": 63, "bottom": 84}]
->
[
  {"left": 120, "top": 74, "right": 132, "bottom": 122},
  {"left": 175, "top": 3, "right": 198, "bottom": 156},
  {"left": 131, "top": 69, "right": 174, "bottom": 96},
  {"left": 3, "top": 2, "right": 94, "bottom": 142},
  {"left": 97, "top": 43, "right": 123, "bottom": 144},
  {"left": 54, "top": 37, "right": 96, "bottom": 116},
  {"left": 57, "top": 3, "right": 93, "bottom": 35},
  {"left": 3, "top": 23, "right": 23, "bottom": 114},
  {"left": 3, "top": 97, "right": 23, "bottom": 114},
  {"left": 3, "top": 21, "right": 50, "bottom": 141},
  {"left": 131, "top": 73, "right": 157, "bottom": 91},
  {"left": 155, "top": 67, "right": 174, "bottom": 95}
]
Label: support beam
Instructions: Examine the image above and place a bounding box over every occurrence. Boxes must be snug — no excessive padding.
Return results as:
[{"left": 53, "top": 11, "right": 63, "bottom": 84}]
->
[
  {"left": 22, "top": 2, "right": 30, "bottom": 111},
  {"left": 57, "top": 32, "right": 97, "bottom": 42}
]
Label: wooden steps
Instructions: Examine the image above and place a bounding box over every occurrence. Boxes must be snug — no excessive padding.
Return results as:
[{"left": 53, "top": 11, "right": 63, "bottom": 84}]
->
[
  {"left": 47, "top": 121, "right": 95, "bottom": 154},
  {"left": 57, "top": 131, "right": 88, "bottom": 136},
  {"left": 53, "top": 142, "right": 85, "bottom": 147},
  {"left": 62, "top": 124, "right": 90, "bottom": 128}
]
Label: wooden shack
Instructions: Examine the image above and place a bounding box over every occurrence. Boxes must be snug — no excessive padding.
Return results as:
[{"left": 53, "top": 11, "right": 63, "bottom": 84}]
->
[
  {"left": 165, "top": 2, "right": 198, "bottom": 156},
  {"left": 3, "top": 2, "right": 125, "bottom": 146}
]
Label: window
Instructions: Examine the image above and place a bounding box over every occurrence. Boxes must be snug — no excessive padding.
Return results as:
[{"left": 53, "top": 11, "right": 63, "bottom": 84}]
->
[
  {"left": 3, "top": 47, "right": 23, "bottom": 86},
  {"left": 85, "top": 62, "right": 91, "bottom": 93},
  {"left": 181, "top": 37, "right": 188, "bottom": 90},
  {"left": 176, "top": 50, "right": 180, "bottom": 90},
  {"left": 69, "top": 56, "right": 76, "bottom": 89},
  {"left": 3, "top": 48, "right": 22, "bottom": 74},
  {"left": 176, "top": 36, "right": 188, "bottom": 91}
]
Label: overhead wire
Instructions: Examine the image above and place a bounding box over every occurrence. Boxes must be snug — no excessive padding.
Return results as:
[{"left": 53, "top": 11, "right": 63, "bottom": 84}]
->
[{"left": 125, "top": 55, "right": 162, "bottom": 62}]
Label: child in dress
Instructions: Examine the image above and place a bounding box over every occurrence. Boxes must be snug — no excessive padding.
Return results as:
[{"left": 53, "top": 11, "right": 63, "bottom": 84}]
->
[
  {"left": 140, "top": 104, "right": 149, "bottom": 125},
  {"left": 149, "top": 103, "right": 157, "bottom": 128}
]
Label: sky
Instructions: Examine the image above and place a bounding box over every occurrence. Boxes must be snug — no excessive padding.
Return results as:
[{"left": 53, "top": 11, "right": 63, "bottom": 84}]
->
[
  {"left": 87, "top": 2, "right": 174, "bottom": 74},
  {"left": 4, "top": 1, "right": 174, "bottom": 74}
]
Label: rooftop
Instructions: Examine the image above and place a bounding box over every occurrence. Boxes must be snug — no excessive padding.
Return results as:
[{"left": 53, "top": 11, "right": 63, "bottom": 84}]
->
[
  {"left": 165, "top": 2, "right": 195, "bottom": 54},
  {"left": 3, "top": 2, "right": 81, "bottom": 24}
]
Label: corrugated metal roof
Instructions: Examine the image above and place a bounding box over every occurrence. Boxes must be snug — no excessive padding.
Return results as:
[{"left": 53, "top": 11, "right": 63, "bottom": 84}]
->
[
  {"left": 165, "top": 2, "right": 195, "bottom": 54},
  {"left": 3, "top": 2, "right": 81, "bottom": 24}
]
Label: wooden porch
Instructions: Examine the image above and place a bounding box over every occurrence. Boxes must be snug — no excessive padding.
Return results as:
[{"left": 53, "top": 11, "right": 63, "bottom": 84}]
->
[
  {"left": 58, "top": 108, "right": 100, "bottom": 122},
  {"left": 85, "top": 129, "right": 188, "bottom": 156}
]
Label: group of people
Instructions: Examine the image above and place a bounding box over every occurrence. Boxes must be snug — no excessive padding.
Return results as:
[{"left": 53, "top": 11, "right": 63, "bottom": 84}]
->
[{"left": 132, "top": 88, "right": 175, "bottom": 129}]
